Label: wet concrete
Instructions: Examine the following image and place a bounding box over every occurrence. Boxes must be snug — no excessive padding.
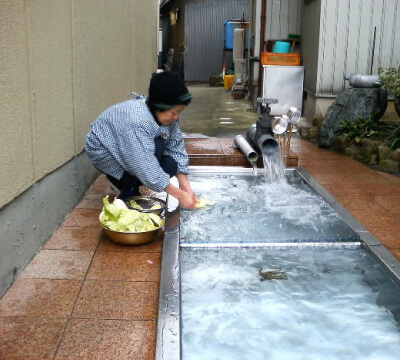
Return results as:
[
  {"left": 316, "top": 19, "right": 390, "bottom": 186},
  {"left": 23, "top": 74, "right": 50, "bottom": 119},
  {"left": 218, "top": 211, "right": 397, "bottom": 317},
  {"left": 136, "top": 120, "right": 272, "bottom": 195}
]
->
[{"left": 179, "top": 84, "right": 259, "bottom": 138}]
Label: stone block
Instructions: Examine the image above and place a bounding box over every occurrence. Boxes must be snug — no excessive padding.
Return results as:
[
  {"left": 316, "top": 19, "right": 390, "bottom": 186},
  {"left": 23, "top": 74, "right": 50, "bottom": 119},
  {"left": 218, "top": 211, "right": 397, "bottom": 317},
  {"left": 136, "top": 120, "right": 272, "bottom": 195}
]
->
[
  {"left": 361, "top": 138, "right": 379, "bottom": 156},
  {"left": 333, "top": 134, "right": 351, "bottom": 151},
  {"left": 344, "top": 144, "right": 362, "bottom": 159},
  {"left": 318, "top": 88, "right": 388, "bottom": 148},
  {"left": 366, "top": 154, "right": 378, "bottom": 165},
  {"left": 307, "top": 126, "right": 319, "bottom": 139},
  {"left": 378, "top": 145, "right": 391, "bottom": 160},
  {"left": 378, "top": 159, "right": 400, "bottom": 173},
  {"left": 390, "top": 148, "right": 400, "bottom": 162},
  {"left": 312, "top": 115, "right": 324, "bottom": 127}
]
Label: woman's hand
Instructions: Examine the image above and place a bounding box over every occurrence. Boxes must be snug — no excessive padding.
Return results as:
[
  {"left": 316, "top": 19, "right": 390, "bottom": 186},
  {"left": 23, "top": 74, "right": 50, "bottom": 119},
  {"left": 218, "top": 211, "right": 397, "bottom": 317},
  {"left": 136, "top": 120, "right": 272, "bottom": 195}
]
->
[
  {"left": 178, "top": 190, "right": 198, "bottom": 209},
  {"left": 176, "top": 173, "right": 198, "bottom": 208},
  {"left": 164, "top": 182, "right": 198, "bottom": 209}
]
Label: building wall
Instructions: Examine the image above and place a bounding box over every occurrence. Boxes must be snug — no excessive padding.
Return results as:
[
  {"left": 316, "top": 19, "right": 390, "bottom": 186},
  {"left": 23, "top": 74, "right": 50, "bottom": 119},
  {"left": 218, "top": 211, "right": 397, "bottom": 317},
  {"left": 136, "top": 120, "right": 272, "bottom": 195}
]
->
[
  {"left": 0, "top": 0, "right": 158, "bottom": 209},
  {"left": 264, "top": 0, "right": 302, "bottom": 40},
  {"left": 0, "top": 0, "right": 159, "bottom": 297},
  {"left": 184, "top": 0, "right": 250, "bottom": 81},
  {"left": 303, "top": 0, "right": 400, "bottom": 96},
  {"left": 300, "top": 0, "right": 321, "bottom": 95},
  {"left": 248, "top": 0, "right": 302, "bottom": 107}
]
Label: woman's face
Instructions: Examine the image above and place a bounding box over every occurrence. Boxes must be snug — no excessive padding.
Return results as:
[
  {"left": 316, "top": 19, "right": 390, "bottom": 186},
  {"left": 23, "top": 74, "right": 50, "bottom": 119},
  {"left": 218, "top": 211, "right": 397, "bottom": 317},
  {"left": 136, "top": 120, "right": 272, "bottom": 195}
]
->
[{"left": 156, "top": 105, "right": 186, "bottom": 126}]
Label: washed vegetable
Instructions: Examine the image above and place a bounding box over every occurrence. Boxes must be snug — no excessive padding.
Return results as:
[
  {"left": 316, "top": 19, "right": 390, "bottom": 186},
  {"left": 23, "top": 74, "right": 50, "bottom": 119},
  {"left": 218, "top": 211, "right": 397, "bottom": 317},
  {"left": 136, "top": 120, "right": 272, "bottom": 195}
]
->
[
  {"left": 195, "top": 199, "right": 216, "bottom": 209},
  {"left": 129, "top": 199, "right": 143, "bottom": 210},
  {"left": 129, "top": 199, "right": 162, "bottom": 211},
  {"left": 100, "top": 196, "right": 164, "bottom": 232},
  {"left": 113, "top": 198, "right": 128, "bottom": 209}
]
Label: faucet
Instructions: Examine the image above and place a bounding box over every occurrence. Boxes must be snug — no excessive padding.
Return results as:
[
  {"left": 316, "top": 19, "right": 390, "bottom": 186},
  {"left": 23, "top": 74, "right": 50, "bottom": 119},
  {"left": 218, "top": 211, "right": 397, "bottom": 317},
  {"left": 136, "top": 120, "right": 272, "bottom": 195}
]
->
[{"left": 246, "top": 98, "right": 280, "bottom": 155}]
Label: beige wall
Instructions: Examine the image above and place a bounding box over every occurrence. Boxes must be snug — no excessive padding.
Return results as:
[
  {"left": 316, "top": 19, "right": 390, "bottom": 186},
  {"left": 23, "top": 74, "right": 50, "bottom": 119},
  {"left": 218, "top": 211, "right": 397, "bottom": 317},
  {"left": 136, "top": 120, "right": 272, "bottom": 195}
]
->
[{"left": 0, "top": 0, "right": 159, "bottom": 208}]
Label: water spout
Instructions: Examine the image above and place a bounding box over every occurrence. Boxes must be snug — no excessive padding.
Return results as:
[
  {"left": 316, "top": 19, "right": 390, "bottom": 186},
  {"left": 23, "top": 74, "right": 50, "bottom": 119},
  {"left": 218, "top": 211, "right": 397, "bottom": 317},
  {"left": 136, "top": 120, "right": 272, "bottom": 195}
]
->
[
  {"left": 233, "top": 135, "right": 259, "bottom": 165},
  {"left": 245, "top": 124, "right": 279, "bottom": 155}
]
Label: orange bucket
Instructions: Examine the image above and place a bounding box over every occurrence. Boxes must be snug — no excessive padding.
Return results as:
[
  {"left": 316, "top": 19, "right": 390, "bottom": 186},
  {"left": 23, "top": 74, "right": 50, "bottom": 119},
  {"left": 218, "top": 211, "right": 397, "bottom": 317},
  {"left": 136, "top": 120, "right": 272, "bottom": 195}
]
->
[{"left": 224, "top": 75, "right": 235, "bottom": 90}]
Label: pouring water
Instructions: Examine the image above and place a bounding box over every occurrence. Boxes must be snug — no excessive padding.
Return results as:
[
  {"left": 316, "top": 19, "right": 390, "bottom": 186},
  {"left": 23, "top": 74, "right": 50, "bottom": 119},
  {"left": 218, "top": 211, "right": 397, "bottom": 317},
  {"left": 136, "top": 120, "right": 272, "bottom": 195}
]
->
[{"left": 262, "top": 143, "right": 285, "bottom": 183}]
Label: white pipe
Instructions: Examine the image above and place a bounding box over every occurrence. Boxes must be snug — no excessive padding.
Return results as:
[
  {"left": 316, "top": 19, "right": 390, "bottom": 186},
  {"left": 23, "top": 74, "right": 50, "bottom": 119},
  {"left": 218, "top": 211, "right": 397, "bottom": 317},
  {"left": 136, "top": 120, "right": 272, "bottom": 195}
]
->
[{"left": 234, "top": 135, "right": 259, "bottom": 163}]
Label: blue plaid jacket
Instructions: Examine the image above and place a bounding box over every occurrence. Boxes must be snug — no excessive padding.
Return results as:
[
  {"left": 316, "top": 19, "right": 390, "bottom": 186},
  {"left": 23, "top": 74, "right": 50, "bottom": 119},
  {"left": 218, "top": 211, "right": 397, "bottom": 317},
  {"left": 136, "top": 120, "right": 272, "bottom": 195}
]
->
[{"left": 85, "top": 98, "right": 189, "bottom": 192}]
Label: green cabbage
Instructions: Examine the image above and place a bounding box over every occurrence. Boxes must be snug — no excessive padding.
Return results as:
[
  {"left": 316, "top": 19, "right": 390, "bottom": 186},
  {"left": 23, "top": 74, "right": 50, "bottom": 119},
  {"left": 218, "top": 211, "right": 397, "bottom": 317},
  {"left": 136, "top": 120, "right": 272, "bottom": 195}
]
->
[
  {"left": 129, "top": 199, "right": 162, "bottom": 210},
  {"left": 100, "top": 196, "right": 164, "bottom": 232}
]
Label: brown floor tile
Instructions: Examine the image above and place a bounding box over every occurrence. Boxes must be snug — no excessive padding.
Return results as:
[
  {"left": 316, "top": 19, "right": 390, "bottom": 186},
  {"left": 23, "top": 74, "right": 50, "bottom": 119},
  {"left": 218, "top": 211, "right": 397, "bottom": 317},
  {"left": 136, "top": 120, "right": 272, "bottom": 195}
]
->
[
  {"left": 86, "top": 252, "right": 161, "bottom": 282},
  {"left": 378, "top": 172, "right": 400, "bottom": 183},
  {"left": 20, "top": 250, "right": 93, "bottom": 280},
  {"left": 304, "top": 163, "right": 341, "bottom": 175},
  {"left": 357, "top": 182, "right": 400, "bottom": 196},
  {"left": 44, "top": 226, "right": 102, "bottom": 251},
  {"left": 333, "top": 193, "right": 375, "bottom": 209},
  {"left": 88, "top": 175, "right": 113, "bottom": 193},
  {"left": 61, "top": 208, "right": 101, "bottom": 228},
  {"left": 54, "top": 319, "right": 156, "bottom": 360},
  {"left": 0, "top": 279, "right": 81, "bottom": 318},
  {"left": 354, "top": 215, "right": 398, "bottom": 232},
  {"left": 340, "top": 200, "right": 391, "bottom": 217},
  {"left": 97, "top": 231, "right": 163, "bottom": 253},
  {"left": 320, "top": 183, "right": 366, "bottom": 198},
  {"left": 75, "top": 192, "right": 110, "bottom": 210},
  {"left": 0, "top": 317, "right": 67, "bottom": 360},
  {"left": 72, "top": 280, "right": 158, "bottom": 320},
  {"left": 373, "top": 195, "right": 400, "bottom": 213},
  {"left": 341, "top": 173, "right": 398, "bottom": 185},
  {"left": 370, "top": 227, "right": 400, "bottom": 250}
]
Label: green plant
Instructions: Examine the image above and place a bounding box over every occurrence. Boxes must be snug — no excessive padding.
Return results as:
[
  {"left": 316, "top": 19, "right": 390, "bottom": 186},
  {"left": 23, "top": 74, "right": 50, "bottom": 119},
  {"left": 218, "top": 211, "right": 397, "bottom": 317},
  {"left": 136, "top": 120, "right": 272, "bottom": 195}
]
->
[
  {"left": 337, "top": 116, "right": 397, "bottom": 146},
  {"left": 385, "top": 125, "right": 400, "bottom": 150},
  {"left": 378, "top": 66, "right": 400, "bottom": 96}
]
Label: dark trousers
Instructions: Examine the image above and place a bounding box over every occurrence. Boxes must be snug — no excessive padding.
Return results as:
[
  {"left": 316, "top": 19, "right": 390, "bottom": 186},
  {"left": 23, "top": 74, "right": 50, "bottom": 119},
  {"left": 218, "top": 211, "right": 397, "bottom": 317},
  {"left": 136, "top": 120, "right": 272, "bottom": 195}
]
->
[{"left": 107, "top": 136, "right": 178, "bottom": 200}]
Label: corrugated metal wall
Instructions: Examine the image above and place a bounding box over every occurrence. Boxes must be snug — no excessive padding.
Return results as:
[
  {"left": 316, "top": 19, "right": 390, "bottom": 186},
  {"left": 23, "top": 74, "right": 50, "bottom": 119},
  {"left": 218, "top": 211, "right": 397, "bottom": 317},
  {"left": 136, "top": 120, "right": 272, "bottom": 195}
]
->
[
  {"left": 264, "top": 0, "right": 302, "bottom": 40},
  {"left": 185, "top": 0, "right": 249, "bottom": 81},
  {"left": 317, "top": 0, "right": 400, "bottom": 95}
]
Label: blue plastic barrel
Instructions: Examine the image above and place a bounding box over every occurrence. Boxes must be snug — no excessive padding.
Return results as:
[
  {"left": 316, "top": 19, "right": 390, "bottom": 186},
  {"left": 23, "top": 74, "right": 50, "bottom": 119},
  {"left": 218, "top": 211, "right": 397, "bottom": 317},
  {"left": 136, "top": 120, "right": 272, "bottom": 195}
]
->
[{"left": 224, "top": 20, "right": 249, "bottom": 50}]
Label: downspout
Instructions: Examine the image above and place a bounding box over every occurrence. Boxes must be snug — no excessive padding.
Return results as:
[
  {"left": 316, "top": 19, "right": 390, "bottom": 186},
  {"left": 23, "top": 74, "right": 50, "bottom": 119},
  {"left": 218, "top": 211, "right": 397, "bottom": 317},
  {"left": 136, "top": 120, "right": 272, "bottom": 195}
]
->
[{"left": 257, "top": 0, "right": 267, "bottom": 97}]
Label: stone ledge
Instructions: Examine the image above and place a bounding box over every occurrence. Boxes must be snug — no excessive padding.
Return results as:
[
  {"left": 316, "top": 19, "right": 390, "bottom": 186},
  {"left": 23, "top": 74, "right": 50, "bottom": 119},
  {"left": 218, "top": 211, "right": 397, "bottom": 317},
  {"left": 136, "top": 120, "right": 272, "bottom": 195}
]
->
[{"left": 185, "top": 137, "right": 298, "bottom": 168}]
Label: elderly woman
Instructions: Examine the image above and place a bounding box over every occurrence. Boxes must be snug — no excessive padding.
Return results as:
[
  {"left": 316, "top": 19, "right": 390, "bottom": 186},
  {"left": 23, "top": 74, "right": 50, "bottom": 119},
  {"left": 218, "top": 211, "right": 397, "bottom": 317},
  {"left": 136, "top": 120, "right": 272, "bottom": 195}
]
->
[{"left": 85, "top": 71, "right": 198, "bottom": 209}]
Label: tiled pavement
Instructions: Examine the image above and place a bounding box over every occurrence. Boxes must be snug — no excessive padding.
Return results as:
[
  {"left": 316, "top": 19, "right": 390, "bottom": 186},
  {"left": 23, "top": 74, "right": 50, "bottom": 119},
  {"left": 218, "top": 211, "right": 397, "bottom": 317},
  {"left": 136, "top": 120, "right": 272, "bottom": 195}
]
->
[{"left": 1, "top": 136, "right": 400, "bottom": 359}]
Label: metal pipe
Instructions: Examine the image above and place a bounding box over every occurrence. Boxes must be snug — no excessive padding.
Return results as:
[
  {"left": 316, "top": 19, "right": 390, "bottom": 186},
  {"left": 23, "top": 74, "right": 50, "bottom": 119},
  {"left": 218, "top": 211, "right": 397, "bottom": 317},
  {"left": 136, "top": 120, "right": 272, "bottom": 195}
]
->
[
  {"left": 234, "top": 135, "right": 259, "bottom": 163},
  {"left": 246, "top": 124, "right": 279, "bottom": 155}
]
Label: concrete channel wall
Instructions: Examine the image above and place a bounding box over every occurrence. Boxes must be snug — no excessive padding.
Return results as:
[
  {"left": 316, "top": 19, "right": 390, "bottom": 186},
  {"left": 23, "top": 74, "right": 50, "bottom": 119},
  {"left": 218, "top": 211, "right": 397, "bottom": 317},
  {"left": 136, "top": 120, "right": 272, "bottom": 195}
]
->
[{"left": 0, "top": 0, "right": 159, "bottom": 297}]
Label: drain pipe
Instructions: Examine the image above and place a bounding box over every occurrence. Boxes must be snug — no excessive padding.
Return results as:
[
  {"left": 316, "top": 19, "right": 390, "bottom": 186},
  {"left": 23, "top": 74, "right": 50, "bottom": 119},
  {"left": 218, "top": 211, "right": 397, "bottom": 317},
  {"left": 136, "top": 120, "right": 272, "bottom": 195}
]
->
[
  {"left": 234, "top": 135, "right": 259, "bottom": 164},
  {"left": 257, "top": 0, "right": 267, "bottom": 98}
]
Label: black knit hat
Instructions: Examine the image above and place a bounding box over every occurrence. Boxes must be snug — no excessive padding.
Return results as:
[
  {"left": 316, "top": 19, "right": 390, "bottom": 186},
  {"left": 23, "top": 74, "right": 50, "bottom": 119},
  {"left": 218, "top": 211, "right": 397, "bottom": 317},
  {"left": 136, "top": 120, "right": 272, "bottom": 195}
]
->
[{"left": 147, "top": 71, "right": 192, "bottom": 109}]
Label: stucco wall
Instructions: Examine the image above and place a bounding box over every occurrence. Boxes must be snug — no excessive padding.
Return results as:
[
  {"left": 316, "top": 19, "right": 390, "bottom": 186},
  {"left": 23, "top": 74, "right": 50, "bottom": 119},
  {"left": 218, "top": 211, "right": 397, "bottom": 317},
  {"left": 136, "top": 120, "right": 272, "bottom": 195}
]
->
[
  {"left": 0, "top": 0, "right": 159, "bottom": 208},
  {"left": 0, "top": 0, "right": 159, "bottom": 296}
]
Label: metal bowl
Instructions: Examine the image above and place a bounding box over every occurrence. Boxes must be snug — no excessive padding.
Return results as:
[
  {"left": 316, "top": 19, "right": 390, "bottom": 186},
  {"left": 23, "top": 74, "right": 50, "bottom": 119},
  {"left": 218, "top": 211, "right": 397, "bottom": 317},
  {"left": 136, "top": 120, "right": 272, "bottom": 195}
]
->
[
  {"left": 100, "top": 223, "right": 160, "bottom": 246},
  {"left": 125, "top": 196, "right": 166, "bottom": 216}
]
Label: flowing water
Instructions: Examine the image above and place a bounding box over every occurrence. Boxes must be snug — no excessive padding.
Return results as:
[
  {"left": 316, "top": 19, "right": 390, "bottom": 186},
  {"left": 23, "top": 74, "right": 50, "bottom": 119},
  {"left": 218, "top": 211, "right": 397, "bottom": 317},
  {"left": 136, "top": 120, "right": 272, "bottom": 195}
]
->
[
  {"left": 262, "top": 146, "right": 285, "bottom": 183},
  {"left": 180, "top": 173, "right": 359, "bottom": 245},
  {"left": 181, "top": 246, "right": 400, "bottom": 360},
  {"left": 178, "top": 149, "right": 400, "bottom": 359}
]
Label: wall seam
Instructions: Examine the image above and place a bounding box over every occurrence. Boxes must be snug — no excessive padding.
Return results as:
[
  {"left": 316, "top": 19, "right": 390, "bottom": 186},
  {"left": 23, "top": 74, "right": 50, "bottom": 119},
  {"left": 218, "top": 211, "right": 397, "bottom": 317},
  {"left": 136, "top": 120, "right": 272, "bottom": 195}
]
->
[
  {"left": 70, "top": 0, "right": 77, "bottom": 154},
  {"left": 24, "top": 0, "right": 36, "bottom": 180},
  {"left": 390, "top": 0, "right": 398, "bottom": 65}
]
